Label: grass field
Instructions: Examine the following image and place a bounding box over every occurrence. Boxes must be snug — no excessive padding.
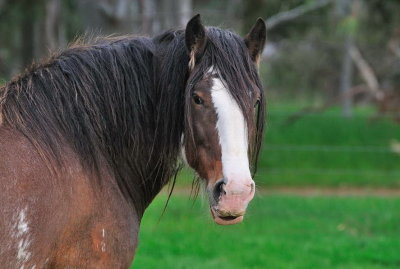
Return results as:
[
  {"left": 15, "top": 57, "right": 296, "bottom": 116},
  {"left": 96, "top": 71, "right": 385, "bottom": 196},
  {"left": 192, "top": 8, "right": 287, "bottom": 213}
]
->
[
  {"left": 259, "top": 105, "right": 400, "bottom": 187},
  {"left": 131, "top": 194, "right": 400, "bottom": 269}
]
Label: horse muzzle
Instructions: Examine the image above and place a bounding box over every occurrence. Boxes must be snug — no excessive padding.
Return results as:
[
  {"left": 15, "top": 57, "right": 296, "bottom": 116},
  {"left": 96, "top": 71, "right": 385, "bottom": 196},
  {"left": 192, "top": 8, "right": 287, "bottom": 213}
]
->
[{"left": 208, "top": 177, "right": 255, "bottom": 225}]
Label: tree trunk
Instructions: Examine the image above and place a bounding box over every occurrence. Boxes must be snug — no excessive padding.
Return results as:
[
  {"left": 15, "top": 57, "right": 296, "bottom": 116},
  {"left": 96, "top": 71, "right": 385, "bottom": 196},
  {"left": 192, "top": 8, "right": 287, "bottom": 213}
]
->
[
  {"left": 340, "top": 34, "right": 354, "bottom": 117},
  {"left": 21, "top": 1, "right": 36, "bottom": 68},
  {"left": 45, "top": 0, "right": 62, "bottom": 51},
  {"left": 265, "top": 0, "right": 333, "bottom": 30},
  {"left": 78, "top": 0, "right": 132, "bottom": 35},
  {"left": 177, "top": 0, "right": 192, "bottom": 28},
  {"left": 141, "top": 0, "right": 158, "bottom": 35},
  {"left": 336, "top": 0, "right": 361, "bottom": 118}
]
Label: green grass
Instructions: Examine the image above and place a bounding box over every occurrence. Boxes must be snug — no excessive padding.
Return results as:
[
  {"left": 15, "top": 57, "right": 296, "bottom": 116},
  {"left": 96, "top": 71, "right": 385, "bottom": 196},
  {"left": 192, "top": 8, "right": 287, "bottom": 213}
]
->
[
  {"left": 131, "top": 194, "right": 400, "bottom": 269},
  {"left": 259, "top": 105, "right": 400, "bottom": 187}
]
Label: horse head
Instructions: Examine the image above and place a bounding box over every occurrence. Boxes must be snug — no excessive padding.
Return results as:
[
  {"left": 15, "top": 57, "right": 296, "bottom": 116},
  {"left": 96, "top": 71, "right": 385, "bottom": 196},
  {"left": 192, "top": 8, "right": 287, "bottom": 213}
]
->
[{"left": 182, "top": 15, "right": 266, "bottom": 225}]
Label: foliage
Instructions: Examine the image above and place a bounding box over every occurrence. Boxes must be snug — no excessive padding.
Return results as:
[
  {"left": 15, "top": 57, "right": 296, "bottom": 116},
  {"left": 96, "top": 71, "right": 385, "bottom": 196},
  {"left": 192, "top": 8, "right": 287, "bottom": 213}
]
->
[
  {"left": 1, "top": 0, "right": 400, "bottom": 99},
  {"left": 241, "top": 0, "right": 400, "bottom": 100}
]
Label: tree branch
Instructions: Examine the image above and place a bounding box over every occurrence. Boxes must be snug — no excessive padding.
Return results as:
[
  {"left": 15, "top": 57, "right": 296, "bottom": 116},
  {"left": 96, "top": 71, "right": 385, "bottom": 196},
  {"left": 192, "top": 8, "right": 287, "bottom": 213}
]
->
[
  {"left": 284, "top": 85, "right": 368, "bottom": 125},
  {"left": 0, "top": 0, "right": 8, "bottom": 19},
  {"left": 265, "top": 0, "right": 333, "bottom": 30},
  {"left": 99, "top": 0, "right": 129, "bottom": 21},
  {"left": 349, "top": 44, "right": 384, "bottom": 100}
]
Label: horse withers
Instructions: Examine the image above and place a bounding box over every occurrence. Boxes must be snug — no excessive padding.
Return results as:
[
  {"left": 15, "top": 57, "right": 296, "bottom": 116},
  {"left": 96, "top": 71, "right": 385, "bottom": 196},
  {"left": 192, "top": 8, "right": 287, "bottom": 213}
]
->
[{"left": 0, "top": 15, "right": 266, "bottom": 268}]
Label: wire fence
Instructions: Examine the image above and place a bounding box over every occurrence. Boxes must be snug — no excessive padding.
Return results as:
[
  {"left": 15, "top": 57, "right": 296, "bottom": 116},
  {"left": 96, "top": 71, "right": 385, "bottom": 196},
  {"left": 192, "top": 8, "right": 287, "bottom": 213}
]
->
[
  {"left": 267, "top": 111, "right": 400, "bottom": 118},
  {"left": 261, "top": 110, "right": 400, "bottom": 183},
  {"left": 264, "top": 151, "right": 400, "bottom": 179},
  {"left": 266, "top": 168, "right": 400, "bottom": 176},
  {"left": 266, "top": 144, "right": 396, "bottom": 153}
]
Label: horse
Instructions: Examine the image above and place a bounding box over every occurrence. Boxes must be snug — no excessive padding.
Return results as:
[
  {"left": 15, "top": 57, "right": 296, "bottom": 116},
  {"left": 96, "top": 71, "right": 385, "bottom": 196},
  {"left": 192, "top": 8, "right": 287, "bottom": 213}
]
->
[{"left": 0, "top": 15, "right": 266, "bottom": 268}]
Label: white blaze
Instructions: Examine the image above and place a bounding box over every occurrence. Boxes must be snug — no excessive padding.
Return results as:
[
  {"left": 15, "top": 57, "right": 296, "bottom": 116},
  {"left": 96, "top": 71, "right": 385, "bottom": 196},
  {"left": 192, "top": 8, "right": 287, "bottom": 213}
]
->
[{"left": 211, "top": 77, "right": 251, "bottom": 182}]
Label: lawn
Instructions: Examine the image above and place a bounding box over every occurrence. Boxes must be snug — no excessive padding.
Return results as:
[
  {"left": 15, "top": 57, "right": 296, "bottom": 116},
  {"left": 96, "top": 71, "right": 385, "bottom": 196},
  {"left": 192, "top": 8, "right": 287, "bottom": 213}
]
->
[
  {"left": 131, "top": 193, "right": 400, "bottom": 269},
  {"left": 259, "top": 106, "right": 400, "bottom": 187}
]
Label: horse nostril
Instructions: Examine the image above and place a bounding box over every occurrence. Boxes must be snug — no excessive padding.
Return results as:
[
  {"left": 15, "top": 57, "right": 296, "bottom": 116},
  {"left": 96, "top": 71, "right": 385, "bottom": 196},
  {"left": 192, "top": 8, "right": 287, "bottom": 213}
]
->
[{"left": 213, "top": 178, "right": 227, "bottom": 202}]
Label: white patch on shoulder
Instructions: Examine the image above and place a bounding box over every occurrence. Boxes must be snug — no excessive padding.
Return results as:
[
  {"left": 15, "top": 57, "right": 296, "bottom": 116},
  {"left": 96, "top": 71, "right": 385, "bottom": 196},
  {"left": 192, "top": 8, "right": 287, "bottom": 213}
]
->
[
  {"left": 210, "top": 75, "right": 252, "bottom": 182},
  {"left": 101, "top": 228, "right": 106, "bottom": 253},
  {"left": 12, "top": 207, "right": 32, "bottom": 268}
]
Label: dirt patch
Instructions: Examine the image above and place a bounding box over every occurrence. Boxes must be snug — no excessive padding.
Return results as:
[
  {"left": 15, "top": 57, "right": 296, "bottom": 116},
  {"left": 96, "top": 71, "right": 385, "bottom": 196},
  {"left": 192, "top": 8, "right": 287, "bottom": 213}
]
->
[{"left": 168, "top": 186, "right": 400, "bottom": 197}]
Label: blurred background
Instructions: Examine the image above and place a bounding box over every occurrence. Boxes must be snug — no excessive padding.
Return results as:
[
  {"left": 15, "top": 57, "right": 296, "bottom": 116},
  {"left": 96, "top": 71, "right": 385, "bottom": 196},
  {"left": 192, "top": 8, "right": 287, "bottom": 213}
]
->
[{"left": 1, "top": 0, "right": 400, "bottom": 268}]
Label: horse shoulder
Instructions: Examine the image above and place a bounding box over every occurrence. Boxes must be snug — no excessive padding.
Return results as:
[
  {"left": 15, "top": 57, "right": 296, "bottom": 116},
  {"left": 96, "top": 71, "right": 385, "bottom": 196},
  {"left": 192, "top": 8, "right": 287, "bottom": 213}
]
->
[
  {"left": 0, "top": 126, "right": 138, "bottom": 268},
  {"left": 0, "top": 126, "right": 67, "bottom": 267}
]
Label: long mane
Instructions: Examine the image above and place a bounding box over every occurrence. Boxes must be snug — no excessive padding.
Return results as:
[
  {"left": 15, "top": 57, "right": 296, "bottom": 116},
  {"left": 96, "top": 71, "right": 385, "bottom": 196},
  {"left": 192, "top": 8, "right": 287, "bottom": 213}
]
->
[
  {"left": 0, "top": 34, "right": 189, "bottom": 214},
  {"left": 0, "top": 27, "right": 265, "bottom": 214}
]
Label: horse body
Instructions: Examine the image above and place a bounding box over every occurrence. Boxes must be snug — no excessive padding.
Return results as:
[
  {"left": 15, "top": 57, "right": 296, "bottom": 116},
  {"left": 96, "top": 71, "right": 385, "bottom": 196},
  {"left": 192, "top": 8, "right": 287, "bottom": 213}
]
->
[
  {"left": 0, "top": 15, "right": 266, "bottom": 268},
  {"left": 0, "top": 127, "right": 138, "bottom": 268}
]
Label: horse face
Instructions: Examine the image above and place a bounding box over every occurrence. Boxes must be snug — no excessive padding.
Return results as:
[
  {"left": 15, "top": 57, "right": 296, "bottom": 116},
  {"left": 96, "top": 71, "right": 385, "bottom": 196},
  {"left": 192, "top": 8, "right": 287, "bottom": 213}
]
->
[
  {"left": 183, "top": 16, "right": 266, "bottom": 225},
  {"left": 183, "top": 72, "right": 257, "bottom": 225}
]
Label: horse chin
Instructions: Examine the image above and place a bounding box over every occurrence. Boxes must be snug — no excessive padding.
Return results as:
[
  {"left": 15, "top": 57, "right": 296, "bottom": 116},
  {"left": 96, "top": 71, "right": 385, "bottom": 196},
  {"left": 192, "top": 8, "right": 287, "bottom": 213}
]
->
[{"left": 210, "top": 207, "right": 244, "bottom": 225}]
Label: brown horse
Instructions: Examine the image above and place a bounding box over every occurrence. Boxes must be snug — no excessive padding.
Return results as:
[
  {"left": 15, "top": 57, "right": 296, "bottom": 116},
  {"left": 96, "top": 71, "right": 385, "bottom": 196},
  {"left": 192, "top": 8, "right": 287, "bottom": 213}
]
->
[{"left": 0, "top": 15, "right": 266, "bottom": 268}]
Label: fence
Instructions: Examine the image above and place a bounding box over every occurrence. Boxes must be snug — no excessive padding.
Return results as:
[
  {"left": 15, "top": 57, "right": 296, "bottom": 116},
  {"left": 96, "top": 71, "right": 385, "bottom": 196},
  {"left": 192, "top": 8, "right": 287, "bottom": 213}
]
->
[{"left": 258, "top": 110, "right": 400, "bottom": 187}]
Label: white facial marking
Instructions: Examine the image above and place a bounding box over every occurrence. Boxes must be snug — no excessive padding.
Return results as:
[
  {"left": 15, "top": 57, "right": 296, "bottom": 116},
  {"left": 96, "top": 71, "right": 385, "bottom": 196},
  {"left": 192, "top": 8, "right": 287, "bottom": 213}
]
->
[
  {"left": 13, "top": 208, "right": 32, "bottom": 267},
  {"left": 211, "top": 74, "right": 252, "bottom": 183}
]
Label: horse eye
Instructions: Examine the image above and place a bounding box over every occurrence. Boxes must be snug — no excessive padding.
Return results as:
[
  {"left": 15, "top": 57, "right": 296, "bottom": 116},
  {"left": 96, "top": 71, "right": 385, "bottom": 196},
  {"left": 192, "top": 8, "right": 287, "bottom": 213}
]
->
[{"left": 193, "top": 94, "right": 204, "bottom": 105}]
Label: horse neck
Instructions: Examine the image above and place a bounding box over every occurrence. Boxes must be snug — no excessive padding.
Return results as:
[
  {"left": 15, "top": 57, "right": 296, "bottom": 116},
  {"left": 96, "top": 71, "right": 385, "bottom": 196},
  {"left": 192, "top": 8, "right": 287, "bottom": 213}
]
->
[{"left": 119, "top": 38, "right": 189, "bottom": 214}]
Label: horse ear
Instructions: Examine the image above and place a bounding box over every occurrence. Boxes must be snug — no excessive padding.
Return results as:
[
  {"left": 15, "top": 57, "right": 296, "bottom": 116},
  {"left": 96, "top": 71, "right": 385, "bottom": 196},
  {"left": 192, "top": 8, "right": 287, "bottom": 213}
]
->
[
  {"left": 185, "top": 14, "right": 207, "bottom": 70},
  {"left": 244, "top": 18, "right": 267, "bottom": 64}
]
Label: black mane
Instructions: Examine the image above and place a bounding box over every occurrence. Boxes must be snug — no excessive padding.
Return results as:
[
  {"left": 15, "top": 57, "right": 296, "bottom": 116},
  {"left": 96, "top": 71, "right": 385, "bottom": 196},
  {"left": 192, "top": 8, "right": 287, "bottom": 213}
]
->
[{"left": 0, "top": 27, "right": 265, "bottom": 215}]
